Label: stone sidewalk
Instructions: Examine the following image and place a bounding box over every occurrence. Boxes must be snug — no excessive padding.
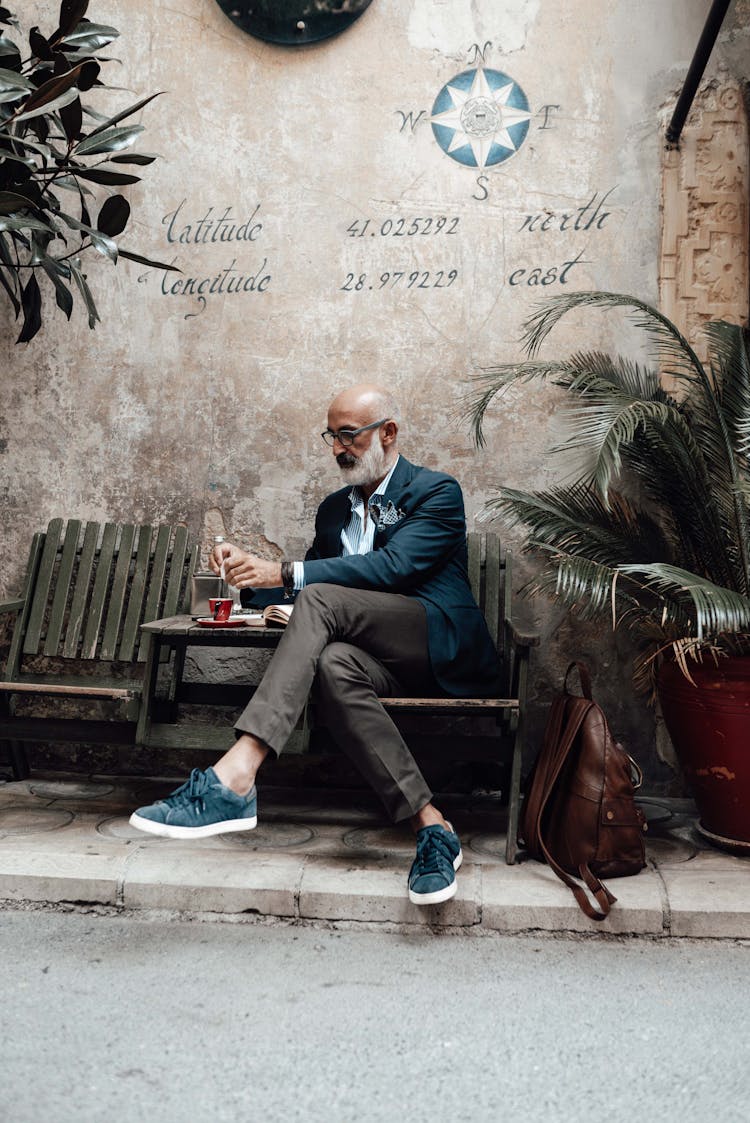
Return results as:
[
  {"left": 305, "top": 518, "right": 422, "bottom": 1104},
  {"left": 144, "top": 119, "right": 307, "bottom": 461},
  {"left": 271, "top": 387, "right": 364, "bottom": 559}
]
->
[{"left": 0, "top": 773, "right": 748, "bottom": 938}]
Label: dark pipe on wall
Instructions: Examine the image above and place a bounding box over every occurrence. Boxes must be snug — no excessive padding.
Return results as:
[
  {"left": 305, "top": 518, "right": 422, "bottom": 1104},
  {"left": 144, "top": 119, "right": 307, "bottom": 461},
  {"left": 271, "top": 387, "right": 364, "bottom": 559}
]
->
[{"left": 665, "top": 0, "right": 732, "bottom": 146}]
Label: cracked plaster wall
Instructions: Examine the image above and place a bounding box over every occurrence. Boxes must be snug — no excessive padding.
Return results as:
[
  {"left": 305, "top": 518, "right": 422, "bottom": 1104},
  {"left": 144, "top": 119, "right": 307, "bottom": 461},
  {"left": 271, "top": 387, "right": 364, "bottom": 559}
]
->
[{"left": 2, "top": 0, "right": 748, "bottom": 790}]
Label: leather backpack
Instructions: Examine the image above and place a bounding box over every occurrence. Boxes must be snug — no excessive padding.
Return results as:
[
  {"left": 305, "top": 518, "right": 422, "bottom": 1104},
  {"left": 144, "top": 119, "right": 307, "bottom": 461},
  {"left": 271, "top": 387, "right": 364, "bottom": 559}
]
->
[{"left": 519, "top": 662, "right": 647, "bottom": 920}]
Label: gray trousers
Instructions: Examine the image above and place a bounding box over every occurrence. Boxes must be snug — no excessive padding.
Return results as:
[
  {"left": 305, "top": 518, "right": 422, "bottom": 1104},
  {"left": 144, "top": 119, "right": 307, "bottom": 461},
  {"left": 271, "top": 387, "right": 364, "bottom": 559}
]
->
[{"left": 234, "top": 583, "right": 437, "bottom": 821}]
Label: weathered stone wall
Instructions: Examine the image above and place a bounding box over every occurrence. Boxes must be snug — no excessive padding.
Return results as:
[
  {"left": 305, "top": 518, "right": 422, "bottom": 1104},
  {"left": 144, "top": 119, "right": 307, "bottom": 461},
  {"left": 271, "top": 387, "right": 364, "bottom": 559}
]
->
[{"left": 2, "top": 1, "right": 749, "bottom": 788}]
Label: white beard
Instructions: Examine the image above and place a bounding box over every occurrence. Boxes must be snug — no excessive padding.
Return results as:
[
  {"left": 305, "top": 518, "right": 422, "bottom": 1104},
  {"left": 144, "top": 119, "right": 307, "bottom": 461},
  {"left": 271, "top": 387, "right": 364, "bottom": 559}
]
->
[{"left": 337, "top": 438, "right": 391, "bottom": 487}]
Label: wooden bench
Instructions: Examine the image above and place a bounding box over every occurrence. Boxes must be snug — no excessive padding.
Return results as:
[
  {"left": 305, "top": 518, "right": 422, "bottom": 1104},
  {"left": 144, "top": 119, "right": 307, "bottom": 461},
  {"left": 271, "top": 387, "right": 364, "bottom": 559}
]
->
[{"left": 0, "top": 518, "right": 197, "bottom": 779}]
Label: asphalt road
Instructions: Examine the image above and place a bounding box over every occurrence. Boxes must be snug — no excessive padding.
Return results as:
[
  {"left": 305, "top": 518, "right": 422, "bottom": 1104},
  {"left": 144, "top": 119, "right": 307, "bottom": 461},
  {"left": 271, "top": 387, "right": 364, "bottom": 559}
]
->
[{"left": 2, "top": 908, "right": 748, "bottom": 1123}]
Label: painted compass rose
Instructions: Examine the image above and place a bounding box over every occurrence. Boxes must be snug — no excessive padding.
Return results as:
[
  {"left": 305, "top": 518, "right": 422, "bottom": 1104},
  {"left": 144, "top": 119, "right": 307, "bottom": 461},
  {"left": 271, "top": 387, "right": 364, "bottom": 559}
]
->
[{"left": 431, "top": 67, "right": 531, "bottom": 168}]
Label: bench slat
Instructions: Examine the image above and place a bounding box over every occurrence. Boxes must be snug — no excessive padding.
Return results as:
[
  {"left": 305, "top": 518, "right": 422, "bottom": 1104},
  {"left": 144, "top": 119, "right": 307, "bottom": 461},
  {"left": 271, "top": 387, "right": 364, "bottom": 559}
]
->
[
  {"left": 5, "top": 533, "right": 43, "bottom": 680},
  {"left": 100, "top": 525, "right": 136, "bottom": 660},
  {"left": 0, "top": 680, "right": 139, "bottom": 700},
  {"left": 139, "top": 524, "right": 171, "bottom": 625},
  {"left": 43, "top": 519, "right": 82, "bottom": 656},
  {"left": 161, "top": 526, "right": 189, "bottom": 619},
  {"left": 467, "top": 532, "right": 481, "bottom": 605},
  {"left": 22, "top": 517, "right": 63, "bottom": 655},
  {"left": 484, "top": 533, "right": 502, "bottom": 648},
  {"left": 118, "top": 525, "right": 153, "bottom": 662},
  {"left": 380, "top": 697, "right": 518, "bottom": 710},
  {"left": 81, "top": 523, "right": 118, "bottom": 658},
  {"left": 62, "top": 522, "right": 100, "bottom": 658}
]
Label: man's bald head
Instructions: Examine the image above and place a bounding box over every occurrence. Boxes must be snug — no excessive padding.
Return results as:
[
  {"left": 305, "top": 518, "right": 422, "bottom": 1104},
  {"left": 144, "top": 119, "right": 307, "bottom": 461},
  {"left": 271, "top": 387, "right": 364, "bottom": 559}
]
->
[{"left": 328, "top": 384, "right": 401, "bottom": 426}]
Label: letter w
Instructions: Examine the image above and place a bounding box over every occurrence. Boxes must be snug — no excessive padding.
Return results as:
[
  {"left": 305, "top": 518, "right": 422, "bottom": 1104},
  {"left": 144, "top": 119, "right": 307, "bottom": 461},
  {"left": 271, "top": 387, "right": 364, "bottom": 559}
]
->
[{"left": 395, "top": 110, "right": 426, "bottom": 132}]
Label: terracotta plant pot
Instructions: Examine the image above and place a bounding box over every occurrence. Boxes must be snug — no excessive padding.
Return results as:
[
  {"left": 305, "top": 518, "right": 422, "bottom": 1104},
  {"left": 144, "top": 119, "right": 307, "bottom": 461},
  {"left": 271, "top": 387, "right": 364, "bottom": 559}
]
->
[{"left": 658, "top": 656, "right": 750, "bottom": 849}]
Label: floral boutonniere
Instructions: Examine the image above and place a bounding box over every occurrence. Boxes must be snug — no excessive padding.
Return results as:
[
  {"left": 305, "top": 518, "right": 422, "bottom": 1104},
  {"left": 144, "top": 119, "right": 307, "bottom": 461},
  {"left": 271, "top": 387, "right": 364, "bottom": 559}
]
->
[{"left": 369, "top": 499, "right": 406, "bottom": 533}]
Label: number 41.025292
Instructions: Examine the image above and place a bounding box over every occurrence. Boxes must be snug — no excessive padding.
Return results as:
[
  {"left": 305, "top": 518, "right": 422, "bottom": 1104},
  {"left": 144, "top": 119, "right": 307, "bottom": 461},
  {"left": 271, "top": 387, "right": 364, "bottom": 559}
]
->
[{"left": 347, "top": 217, "right": 460, "bottom": 237}]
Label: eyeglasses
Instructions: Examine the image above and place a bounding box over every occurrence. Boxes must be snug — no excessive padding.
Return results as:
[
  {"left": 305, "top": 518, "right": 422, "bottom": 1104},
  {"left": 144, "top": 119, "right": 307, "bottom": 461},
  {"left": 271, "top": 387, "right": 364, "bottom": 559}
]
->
[{"left": 321, "top": 418, "right": 388, "bottom": 447}]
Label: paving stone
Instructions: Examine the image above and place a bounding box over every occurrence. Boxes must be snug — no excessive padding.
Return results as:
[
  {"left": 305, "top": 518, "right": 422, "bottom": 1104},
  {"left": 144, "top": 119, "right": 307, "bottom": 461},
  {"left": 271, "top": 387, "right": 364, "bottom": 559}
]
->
[
  {"left": 299, "top": 853, "right": 480, "bottom": 925},
  {"left": 122, "top": 846, "right": 302, "bottom": 915},
  {"left": 660, "top": 867, "right": 750, "bottom": 938},
  {"left": 480, "top": 860, "right": 664, "bottom": 935},
  {"left": 0, "top": 846, "right": 127, "bottom": 904}
]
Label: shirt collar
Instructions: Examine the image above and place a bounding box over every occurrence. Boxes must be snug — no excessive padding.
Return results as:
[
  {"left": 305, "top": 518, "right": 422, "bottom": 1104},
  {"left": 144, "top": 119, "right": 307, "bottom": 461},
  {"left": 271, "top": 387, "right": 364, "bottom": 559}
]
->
[{"left": 348, "top": 454, "right": 400, "bottom": 513}]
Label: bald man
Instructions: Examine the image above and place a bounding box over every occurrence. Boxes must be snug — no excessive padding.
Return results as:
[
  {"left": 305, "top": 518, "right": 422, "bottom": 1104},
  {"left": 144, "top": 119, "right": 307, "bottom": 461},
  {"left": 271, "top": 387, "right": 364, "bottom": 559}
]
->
[{"left": 130, "top": 385, "right": 500, "bottom": 905}]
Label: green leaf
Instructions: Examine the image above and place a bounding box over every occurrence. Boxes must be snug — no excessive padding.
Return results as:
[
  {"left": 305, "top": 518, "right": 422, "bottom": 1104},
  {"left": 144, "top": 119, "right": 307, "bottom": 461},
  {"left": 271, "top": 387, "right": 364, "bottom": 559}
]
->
[
  {"left": 60, "top": 22, "right": 119, "bottom": 51},
  {"left": 41, "top": 254, "right": 74, "bottom": 319},
  {"left": 30, "top": 26, "right": 54, "bottom": 61},
  {"left": 0, "top": 33, "right": 20, "bottom": 70},
  {"left": 75, "top": 167, "right": 140, "bottom": 186},
  {"left": 0, "top": 213, "right": 55, "bottom": 234},
  {"left": 17, "top": 272, "right": 42, "bottom": 343},
  {"left": 69, "top": 258, "right": 99, "bottom": 327},
  {"left": 59, "top": 209, "right": 117, "bottom": 261},
  {"left": 76, "top": 59, "right": 100, "bottom": 91},
  {"left": 59, "top": 93, "right": 82, "bottom": 141},
  {"left": 52, "top": 0, "right": 90, "bottom": 42},
  {"left": 74, "top": 123, "right": 144, "bottom": 156},
  {"left": 0, "top": 190, "right": 38, "bottom": 215},
  {"left": 0, "top": 231, "right": 20, "bottom": 314},
  {"left": 0, "top": 130, "right": 52, "bottom": 159},
  {"left": 15, "top": 85, "right": 80, "bottom": 122},
  {"left": 109, "top": 152, "right": 157, "bottom": 165},
  {"left": 86, "top": 91, "right": 162, "bottom": 138},
  {"left": 0, "top": 65, "right": 34, "bottom": 98},
  {"left": 97, "top": 193, "right": 129, "bottom": 237},
  {"left": 12, "top": 61, "right": 86, "bottom": 116},
  {"left": 118, "top": 248, "right": 181, "bottom": 272}
]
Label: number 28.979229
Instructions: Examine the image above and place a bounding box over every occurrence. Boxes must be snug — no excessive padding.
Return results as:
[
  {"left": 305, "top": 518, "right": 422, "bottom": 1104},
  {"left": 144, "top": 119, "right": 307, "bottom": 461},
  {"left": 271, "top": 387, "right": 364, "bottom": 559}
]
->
[{"left": 340, "top": 270, "right": 458, "bottom": 292}]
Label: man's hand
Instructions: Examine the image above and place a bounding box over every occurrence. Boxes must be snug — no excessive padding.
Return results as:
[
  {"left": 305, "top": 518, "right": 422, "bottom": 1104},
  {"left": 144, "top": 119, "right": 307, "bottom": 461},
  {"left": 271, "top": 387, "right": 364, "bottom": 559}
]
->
[{"left": 210, "top": 541, "right": 283, "bottom": 589}]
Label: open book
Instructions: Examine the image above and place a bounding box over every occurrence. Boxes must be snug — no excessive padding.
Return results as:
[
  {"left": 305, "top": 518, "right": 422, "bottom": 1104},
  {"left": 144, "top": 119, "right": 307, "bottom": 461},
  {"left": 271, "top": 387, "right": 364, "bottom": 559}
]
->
[{"left": 244, "top": 604, "right": 293, "bottom": 628}]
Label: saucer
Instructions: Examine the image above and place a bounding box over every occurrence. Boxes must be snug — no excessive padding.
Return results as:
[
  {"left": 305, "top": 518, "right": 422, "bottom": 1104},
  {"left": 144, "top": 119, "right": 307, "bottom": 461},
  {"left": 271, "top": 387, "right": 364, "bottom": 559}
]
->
[{"left": 196, "top": 617, "right": 250, "bottom": 628}]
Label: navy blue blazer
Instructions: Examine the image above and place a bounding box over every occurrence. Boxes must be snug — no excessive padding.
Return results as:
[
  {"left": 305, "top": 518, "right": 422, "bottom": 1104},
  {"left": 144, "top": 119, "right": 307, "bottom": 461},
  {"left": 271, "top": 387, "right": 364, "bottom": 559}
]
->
[{"left": 290, "top": 455, "right": 500, "bottom": 698}]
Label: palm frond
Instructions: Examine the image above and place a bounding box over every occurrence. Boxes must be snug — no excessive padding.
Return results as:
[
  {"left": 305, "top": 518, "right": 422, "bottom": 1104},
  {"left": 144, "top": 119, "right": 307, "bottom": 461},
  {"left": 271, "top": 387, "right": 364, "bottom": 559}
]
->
[
  {"left": 462, "top": 361, "right": 570, "bottom": 448},
  {"left": 491, "top": 483, "right": 671, "bottom": 566},
  {"left": 522, "top": 551, "right": 625, "bottom": 621},
  {"left": 707, "top": 320, "right": 750, "bottom": 459},
  {"left": 551, "top": 387, "right": 681, "bottom": 502},
  {"left": 617, "top": 562, "right": 750, "bottom": 638},
  {"left": 522, "top": 292, "right": 705, "bottom": 386}
]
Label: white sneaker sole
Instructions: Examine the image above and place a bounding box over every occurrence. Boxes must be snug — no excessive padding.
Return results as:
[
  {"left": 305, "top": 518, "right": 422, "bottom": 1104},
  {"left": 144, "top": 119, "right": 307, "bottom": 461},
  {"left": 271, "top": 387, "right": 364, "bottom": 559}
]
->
[
  {"left": 128, "top": 812, "right": 258, "bottom": 839},
  {"left": 408, "top": 849, "right": 463, "bottom": 906}
]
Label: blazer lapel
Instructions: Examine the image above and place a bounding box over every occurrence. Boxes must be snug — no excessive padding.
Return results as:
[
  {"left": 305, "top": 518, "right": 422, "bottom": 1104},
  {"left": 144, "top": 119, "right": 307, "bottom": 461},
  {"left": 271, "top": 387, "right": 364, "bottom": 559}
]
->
[{"left": 373, "top": 456, "right": 418, "bottom": 548}]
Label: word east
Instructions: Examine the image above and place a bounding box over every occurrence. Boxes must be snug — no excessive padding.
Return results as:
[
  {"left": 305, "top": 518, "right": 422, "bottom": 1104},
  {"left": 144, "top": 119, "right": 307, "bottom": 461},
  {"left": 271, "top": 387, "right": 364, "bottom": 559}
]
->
[
  {"left": 161, "top": 258, "right": 271, "bottom": 297},
  {"left": 508, "top": 249, "right": 585, "bottom": 287},
  {"left": 163, "top": 200, "right": 263, "bottom": 244}
]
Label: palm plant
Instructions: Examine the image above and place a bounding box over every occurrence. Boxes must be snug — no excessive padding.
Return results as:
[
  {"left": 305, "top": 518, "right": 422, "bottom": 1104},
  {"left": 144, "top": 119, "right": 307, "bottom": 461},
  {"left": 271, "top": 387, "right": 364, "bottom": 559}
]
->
[{"left": 467, "top": 291, "right": 750, "bottom": 692}]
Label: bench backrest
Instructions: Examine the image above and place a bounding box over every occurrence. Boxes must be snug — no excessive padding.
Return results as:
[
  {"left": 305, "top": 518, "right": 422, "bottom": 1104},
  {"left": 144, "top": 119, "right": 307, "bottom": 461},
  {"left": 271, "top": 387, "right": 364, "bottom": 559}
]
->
[
  {"left": 466, "top": 530, "right": 511, "bottom": 657},
  {"left": 5, "top": 519, "right": 197, "bottom": 677}
]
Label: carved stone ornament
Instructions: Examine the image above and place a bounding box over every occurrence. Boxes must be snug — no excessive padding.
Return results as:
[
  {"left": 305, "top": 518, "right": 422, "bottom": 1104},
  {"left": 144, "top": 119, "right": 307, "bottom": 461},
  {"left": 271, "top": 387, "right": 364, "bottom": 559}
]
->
[{"left": 659, "top": 78, "right": 749, "bottom": 360}]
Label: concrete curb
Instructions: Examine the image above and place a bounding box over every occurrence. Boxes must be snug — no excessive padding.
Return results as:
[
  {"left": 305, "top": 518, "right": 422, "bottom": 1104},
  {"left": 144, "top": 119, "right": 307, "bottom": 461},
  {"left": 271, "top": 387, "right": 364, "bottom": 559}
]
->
[{"left": 0, "top": 776, "right": 748, "bottom": 938}]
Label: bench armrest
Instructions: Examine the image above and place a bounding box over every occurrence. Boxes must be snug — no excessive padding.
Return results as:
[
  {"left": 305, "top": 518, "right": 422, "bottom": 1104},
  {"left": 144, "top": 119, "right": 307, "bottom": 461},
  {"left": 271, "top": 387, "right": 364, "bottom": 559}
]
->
[
  {"left": 0, "top": 598, "right": 24, "bottom": 616},
  {"left": 504, "top": 614, "right": 540, "bottom": 649}
]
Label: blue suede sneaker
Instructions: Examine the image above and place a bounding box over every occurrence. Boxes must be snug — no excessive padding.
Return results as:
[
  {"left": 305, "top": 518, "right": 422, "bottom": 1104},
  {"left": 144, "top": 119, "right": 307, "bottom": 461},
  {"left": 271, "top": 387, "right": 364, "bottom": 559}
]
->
[
  {"left": 129, "top": 767, "right": 257, "bottom": 839},
  {"left": 408, "top": 822, "right": 463, "bottom": 905}
]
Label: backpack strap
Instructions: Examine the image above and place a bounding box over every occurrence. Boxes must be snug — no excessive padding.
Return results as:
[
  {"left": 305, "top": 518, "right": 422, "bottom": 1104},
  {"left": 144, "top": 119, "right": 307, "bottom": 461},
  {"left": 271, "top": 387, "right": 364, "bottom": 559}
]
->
[{"left": 564, "top": 661, "right": 593, "bottom": 699}]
